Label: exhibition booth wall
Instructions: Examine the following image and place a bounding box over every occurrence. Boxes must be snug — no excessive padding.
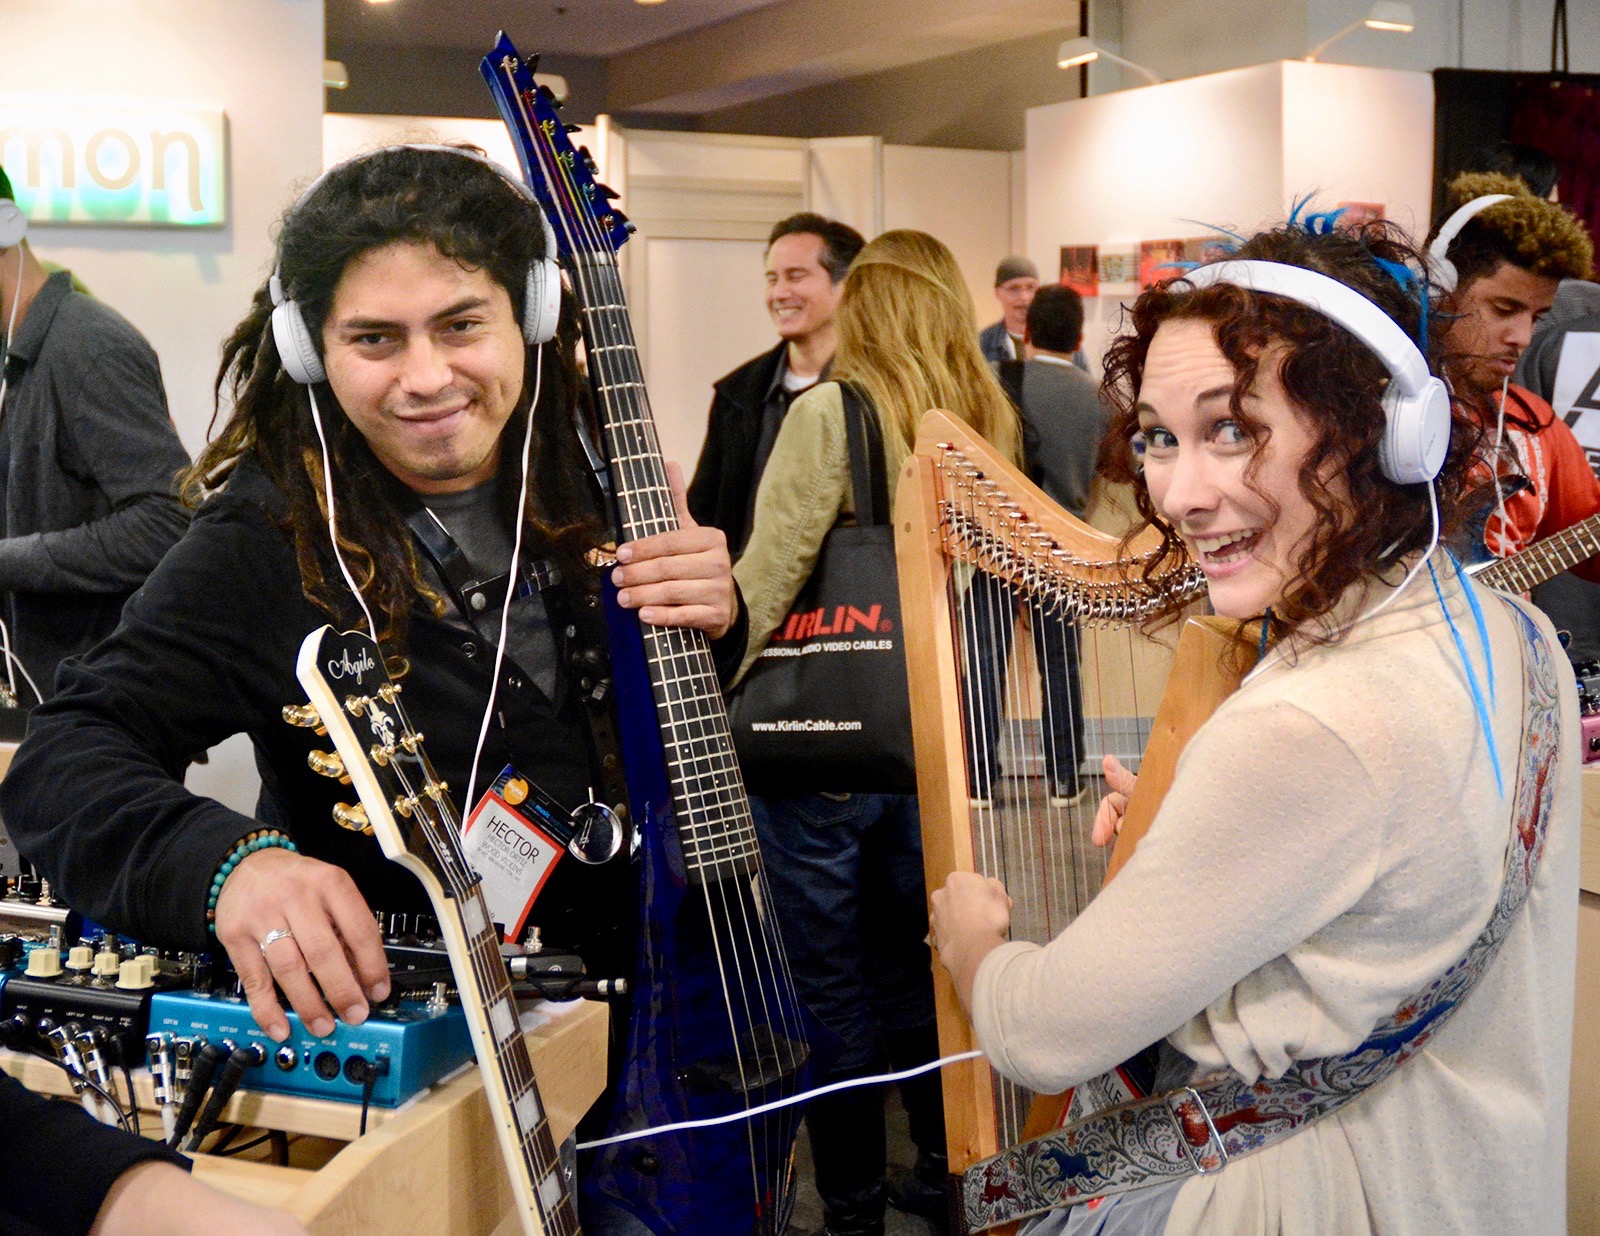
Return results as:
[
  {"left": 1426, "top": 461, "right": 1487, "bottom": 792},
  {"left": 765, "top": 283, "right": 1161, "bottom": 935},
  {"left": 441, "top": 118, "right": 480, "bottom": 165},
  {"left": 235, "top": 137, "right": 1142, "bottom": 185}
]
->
[{"left": 1025, "top": 59, "right": 1434, "bottom": 369}]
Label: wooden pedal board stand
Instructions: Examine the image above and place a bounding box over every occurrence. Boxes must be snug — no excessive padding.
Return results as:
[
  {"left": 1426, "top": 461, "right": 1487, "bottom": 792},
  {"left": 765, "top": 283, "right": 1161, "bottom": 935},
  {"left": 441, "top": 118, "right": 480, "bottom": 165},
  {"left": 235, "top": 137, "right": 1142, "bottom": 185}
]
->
[{"left": 0, "top": 999, "right": 607, "bottom": 1236}]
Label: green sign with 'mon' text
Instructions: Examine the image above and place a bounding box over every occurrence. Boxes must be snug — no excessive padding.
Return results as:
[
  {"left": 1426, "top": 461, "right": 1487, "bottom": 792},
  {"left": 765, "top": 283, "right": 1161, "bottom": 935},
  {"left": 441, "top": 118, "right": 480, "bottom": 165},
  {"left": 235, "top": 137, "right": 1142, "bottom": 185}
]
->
[{"left": 0, "top": 100, "right": 227, "bottom": 228}]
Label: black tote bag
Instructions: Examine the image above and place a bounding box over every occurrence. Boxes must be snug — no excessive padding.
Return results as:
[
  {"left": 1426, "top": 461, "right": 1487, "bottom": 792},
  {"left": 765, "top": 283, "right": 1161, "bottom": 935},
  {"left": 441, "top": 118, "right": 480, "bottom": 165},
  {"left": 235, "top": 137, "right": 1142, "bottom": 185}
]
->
[{"left": 728, "top": 384, "right": 916, "bottom": 795}]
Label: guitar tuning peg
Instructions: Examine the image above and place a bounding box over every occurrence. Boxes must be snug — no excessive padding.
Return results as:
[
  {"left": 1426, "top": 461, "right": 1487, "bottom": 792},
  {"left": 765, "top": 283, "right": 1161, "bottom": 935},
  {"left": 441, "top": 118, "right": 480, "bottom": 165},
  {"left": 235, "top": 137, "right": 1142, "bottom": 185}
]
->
[
  {"left": 527, "top": 52, "right": 542, "bottom": 72},
  {"left": 564, "top": 123, "right": 581, "bottom": 133},
  {"left": 333, "top": 803, "right": 372, "bottom": 835},
  {"left": 282, "top": 703, "right": 324, "bottom": 731},
  {"left": 307, "top": 750, "right": 349, "bottom": 782},
  {"left": 598, "top": 184, "right": 620, "bottom": 201}
]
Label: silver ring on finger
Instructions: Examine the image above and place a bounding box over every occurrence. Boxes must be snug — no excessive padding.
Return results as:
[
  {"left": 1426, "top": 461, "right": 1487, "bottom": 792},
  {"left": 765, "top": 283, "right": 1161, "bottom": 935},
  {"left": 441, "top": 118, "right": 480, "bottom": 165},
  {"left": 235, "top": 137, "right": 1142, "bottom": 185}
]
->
[{"left": 259, "top": 927, "right": 297, "bottom": 955}]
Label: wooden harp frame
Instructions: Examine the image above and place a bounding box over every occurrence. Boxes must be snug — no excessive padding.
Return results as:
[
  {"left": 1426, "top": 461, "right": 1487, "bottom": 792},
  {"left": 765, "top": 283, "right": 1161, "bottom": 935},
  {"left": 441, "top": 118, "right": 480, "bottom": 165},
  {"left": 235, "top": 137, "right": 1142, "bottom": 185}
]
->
[{"left": 894, "top": 410, "right": 1217, "bottom": 1201}]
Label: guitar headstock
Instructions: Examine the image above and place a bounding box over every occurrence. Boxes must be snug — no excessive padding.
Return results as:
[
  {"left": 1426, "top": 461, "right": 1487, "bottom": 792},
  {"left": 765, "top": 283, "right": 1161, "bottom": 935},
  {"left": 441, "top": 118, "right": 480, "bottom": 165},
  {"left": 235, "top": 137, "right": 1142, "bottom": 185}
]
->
[
  {"left": 481, "top": 30, "right": 632, "bottom": 262},
  {"left": 291, "top": 626, "right": 468, "bottom": 901}
]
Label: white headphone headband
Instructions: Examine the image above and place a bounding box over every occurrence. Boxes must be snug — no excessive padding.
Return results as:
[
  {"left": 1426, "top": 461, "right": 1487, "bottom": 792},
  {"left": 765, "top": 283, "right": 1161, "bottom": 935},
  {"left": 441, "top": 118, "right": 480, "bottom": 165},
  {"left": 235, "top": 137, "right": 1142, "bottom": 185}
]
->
[
  {"left": 1179, "top": 259, "right": 1450, "bottom": 484},
  {"left": 1183, "top": 260, "right": 1429, "bottom": 393},
  {"left": 1427, "top": 194, "right": 1515, "bottom": 293},
  {"left": 269, "top": 143, "right": 561, "bottom": 384}
]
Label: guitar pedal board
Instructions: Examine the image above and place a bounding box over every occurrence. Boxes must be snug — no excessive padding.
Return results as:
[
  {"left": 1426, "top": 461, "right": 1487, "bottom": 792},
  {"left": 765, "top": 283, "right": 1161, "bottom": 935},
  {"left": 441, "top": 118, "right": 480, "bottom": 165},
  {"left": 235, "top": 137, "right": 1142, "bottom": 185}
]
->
[{"left": 147, "top": 990, "right": 473, "bottom": 1108}]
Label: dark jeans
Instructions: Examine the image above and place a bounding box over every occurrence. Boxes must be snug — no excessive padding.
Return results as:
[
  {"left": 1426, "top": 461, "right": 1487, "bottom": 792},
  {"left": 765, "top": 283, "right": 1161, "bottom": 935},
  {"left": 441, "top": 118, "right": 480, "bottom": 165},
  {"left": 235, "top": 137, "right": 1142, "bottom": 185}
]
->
[
  {"left": 961, "top": 574, "right": 1087, "bottom": 799},
  {"left": 751, "top": 792, "right": 946, "bottom": 1228}
]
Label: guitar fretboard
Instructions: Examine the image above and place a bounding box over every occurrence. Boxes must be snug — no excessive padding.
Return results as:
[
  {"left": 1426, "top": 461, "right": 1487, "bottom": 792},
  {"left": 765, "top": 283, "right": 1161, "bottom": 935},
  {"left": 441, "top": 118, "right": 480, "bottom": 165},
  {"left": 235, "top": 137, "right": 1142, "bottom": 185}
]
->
[
  {"left": 570, "top": 253, "right": 760, "bottom": 882},
  {"left": 1476, "top": 511, "right": 1600, "bottom": 592}
]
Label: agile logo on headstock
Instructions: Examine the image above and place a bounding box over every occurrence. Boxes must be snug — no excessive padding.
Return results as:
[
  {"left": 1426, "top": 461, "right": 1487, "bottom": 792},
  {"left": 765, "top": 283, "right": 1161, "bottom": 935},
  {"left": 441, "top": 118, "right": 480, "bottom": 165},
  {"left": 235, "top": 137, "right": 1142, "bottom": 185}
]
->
[{"left": 325, "top": 645, "right": 377, "bottom": 685}]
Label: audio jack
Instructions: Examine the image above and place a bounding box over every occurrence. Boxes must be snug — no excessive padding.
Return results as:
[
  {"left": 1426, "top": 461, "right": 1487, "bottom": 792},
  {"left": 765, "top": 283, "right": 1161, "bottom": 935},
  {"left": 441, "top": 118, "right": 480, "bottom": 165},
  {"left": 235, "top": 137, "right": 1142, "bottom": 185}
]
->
[
  {"left": 168, "top": 1040, "right": 225, "bottom": 1148},
  {"left": 186, "top": 1042, "right": 266, "bottom": 1151}
]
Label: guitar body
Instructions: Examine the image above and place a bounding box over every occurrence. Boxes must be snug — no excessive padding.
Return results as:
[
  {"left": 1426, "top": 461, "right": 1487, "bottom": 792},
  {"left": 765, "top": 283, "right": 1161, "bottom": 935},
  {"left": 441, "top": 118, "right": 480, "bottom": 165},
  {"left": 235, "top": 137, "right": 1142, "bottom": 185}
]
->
[{"left": 580, "top": 584, "right": 813, "bottom": 1234}]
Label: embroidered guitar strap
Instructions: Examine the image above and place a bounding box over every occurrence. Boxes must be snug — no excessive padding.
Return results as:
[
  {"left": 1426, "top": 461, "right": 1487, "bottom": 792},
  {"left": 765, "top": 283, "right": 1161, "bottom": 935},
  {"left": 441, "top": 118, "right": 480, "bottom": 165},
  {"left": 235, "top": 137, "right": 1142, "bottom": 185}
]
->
[{"left": 963, "top": 598, "right": 1563, "bottom": 1233}]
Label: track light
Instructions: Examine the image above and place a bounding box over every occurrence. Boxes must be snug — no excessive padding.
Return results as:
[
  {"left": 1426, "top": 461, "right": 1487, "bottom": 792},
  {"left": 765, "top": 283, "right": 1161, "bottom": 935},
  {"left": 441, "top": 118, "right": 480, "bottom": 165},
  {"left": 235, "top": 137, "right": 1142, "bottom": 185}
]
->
[
  {"left": 1305, "top": 2, "right": 1415, "bottom": 61},
  {"left": 1055, "top": 36, "right": 1162, "bottom": 86}
]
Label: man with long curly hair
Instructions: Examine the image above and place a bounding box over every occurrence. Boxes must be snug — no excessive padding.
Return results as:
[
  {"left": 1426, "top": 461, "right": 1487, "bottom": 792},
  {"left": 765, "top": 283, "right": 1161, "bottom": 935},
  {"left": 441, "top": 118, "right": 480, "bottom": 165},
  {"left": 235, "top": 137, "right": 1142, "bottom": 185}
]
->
[
  {"left": 1432, "top": 171, "right": 1600, "bottom": 576},
  {"left": 0, "top": 147, "right": 741, "bottom": 1106}
]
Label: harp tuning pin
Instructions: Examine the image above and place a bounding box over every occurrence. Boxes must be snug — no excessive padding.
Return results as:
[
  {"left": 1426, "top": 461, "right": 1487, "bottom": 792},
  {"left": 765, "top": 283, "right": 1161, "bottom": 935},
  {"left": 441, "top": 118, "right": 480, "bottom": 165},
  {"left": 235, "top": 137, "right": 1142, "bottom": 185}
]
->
[
  {"left": 333, "top": 802, "right": 372, "bottom": 835},
  {"left": 307, "top": 750, "right": 348, "bottom": 781},
  {"left": 282, "top": 703, "right": 323, "bottom": 731}
]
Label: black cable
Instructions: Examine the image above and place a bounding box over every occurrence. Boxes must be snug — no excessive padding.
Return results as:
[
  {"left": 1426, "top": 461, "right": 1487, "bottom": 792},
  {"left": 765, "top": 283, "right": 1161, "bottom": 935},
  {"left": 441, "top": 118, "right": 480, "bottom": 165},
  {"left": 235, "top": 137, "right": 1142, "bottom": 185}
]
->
[
  {"left": 23, "top": 1049, "right": 131, "bottom": 1133},
  {"left": 212, "top": 1130, "right": 275, "bottom": 1158},
  {"left": 353, "top": 1056, "right": 389, "bottom": 1137},
  {"left": 168, "top": 1041, "right": 225, "bottom": 1148},
  {"left": 118, "top": 1062, "right": 142, "bottom": 1138},
  {"left": 186, "top": 1044, "right": 264, "bottom": 1152},
  {"left": 202, "top": 1123, "right": 243, "bottom": 1155},
  {"left": 272, "top": 1129, "right": 289, "bottom": 1166}
]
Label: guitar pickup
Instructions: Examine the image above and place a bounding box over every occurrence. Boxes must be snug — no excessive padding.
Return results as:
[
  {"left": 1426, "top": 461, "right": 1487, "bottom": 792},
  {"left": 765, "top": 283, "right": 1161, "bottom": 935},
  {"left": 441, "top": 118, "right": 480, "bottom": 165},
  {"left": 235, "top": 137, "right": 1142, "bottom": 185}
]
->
[{"left": 680, "top": 1026, "right": 810, "bottom": 1097}]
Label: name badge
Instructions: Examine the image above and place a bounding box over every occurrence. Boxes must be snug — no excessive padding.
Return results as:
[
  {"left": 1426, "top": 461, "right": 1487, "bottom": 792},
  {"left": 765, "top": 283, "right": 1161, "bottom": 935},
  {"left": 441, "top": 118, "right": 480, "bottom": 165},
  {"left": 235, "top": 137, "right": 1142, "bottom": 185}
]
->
[{"left": 462, "top": 767, "right": 566, "bottom": 943}]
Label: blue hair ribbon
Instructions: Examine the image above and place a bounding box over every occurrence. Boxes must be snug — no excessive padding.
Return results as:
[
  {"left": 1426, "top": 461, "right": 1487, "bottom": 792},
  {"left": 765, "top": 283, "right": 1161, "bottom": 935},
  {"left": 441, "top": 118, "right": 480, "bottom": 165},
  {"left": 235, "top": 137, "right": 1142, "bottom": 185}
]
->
[
  {"left": 1428, "top": 557, "right": 1504, "bottom": 797},
  {"left": 1371, "top": 256, "right": 1431, "bottom": 353}
]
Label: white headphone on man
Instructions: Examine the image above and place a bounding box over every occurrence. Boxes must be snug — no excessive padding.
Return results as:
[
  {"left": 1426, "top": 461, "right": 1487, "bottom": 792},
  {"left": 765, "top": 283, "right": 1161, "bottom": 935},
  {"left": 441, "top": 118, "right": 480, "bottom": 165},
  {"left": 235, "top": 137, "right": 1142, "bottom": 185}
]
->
[
  {"left": 1426, "top": 194, "right": 1514, "bottom": 293},
  {"left": 1182, "top": 259, "right": 1451, "bottom": 485},
  {"left": 0, "top": 198, "right": 25, "bottom": 250},
  {"left": 268, "top": 143, "right": 561, "bottom": 386}
]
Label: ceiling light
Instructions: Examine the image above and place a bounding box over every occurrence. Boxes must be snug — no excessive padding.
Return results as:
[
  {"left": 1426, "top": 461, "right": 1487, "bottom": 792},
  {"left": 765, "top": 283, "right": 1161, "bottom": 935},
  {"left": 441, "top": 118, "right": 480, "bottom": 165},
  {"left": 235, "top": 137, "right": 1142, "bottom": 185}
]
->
[
  {"left": 323, "top": 59, "right": 349, "bottom": 90},
  {"left": 1055, "top": 36, "right": 1161, "bottom": 86},
  {"left": 364, "top": 0, "right": 396, "bottom": 5},
  {"left": 635, "top": 0, "right": 668, "bottom": 5},
  {"left": 1305, "top": 2, "right": 1415, "bottom": 60}
]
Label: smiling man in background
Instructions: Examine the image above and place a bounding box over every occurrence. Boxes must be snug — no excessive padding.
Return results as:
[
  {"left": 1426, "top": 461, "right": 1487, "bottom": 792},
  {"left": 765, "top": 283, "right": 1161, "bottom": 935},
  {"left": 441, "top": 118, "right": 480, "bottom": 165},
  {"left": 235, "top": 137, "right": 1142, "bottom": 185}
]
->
[{"left": 689, "top": 212, "right": 864, "bottom": 556}]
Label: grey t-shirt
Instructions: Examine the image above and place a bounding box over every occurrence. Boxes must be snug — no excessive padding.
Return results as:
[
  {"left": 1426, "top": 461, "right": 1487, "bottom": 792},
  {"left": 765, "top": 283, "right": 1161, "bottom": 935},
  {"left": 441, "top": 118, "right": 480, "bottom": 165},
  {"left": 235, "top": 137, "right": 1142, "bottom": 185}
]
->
[
  {"left": 1012, "top": 357, "right": 1111, "bottom": 518},
  {"left": 424, "top": 478, "right": 559, "bottom": 700}
]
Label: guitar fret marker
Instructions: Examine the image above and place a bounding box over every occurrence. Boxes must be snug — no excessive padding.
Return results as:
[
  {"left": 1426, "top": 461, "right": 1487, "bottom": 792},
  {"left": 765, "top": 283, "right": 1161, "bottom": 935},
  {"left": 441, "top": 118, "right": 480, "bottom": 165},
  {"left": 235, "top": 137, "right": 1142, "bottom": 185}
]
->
[
  {"left": 516, "top": 1085, "right": 543, "bottom": 1128},
  {"left": 490, "top": 998, "right": 517, "bottom": 1044}
]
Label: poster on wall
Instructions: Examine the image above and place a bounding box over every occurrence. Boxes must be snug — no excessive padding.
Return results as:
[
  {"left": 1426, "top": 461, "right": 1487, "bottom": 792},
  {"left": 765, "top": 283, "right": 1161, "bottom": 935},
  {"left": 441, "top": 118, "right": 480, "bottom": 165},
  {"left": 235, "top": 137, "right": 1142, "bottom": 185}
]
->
[
  {"left": 1099, "top": 247, "right": 1137, "bottom": 292},
  {"left": 1336, "top": 201, "right": 1386, "bottom": 231},
  {"left": 1059, "top": 245, "right": 1099, "bottom": 297},
  {"left": 1138, "top": 239, "right": 1187, "bottom": 289}
]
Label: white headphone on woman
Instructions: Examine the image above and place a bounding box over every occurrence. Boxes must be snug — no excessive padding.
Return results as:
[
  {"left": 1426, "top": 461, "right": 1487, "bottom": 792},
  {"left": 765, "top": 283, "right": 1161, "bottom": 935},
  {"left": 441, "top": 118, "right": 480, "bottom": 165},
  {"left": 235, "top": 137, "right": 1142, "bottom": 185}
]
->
[
  {"left": 1182, "top": 260, "right": 1451, "bottom": 485},
  {"left": 269, "top": 144, "right": 561, "bottom": 386},
  {"left": 1426, "top": 194, "right": 1514, "bottom": 293}
]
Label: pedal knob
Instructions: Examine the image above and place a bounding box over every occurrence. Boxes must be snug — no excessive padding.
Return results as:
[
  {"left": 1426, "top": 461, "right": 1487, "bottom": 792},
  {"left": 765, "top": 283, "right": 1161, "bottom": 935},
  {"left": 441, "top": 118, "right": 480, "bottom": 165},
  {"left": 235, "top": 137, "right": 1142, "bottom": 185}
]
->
[
  {"left": 92, "top": 950, "right": 120, "bottom": 978},
  {"left": 65, "top": 946, "right": 93, "bottom": 973},
  {"left": 25, "top": 947, "right": 61, "bottom": 978},
  {"left": 333, "top": 802, "right": 372, "bottom": 835},
  {"left": 116, "top": 959, "right": 153, "bottom": 991},
  {"left": 282, "top": 703, "right": 324, "bottom": 730},
  {"left": 307, "top": 750, "right": 348, "bottom": 780}
]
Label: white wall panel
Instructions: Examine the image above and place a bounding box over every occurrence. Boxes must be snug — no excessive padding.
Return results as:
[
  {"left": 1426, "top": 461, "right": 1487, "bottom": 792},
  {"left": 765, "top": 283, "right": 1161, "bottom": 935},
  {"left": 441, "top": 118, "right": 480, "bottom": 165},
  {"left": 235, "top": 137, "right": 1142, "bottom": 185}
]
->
[
  {"left": 883, "top": 144, "right": 1014, "bottom": 323},
  {"left": 642, "top": 236, "right": 775, "bottom": 475}
]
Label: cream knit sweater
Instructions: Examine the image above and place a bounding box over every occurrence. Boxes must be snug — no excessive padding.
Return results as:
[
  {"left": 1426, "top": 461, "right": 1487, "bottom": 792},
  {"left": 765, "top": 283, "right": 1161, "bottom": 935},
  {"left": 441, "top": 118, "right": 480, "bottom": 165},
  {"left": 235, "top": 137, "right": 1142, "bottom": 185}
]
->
[{"left": 971, "top": 559, "right": 1580, "bottom": 1234}]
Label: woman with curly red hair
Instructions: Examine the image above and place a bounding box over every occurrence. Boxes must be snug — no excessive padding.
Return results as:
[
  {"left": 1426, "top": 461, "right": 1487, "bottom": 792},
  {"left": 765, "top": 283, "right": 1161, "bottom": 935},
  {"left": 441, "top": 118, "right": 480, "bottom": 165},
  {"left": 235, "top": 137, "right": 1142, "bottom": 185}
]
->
[{"left": 930, "top": 219, "right": 1580, "bottom": 1234}]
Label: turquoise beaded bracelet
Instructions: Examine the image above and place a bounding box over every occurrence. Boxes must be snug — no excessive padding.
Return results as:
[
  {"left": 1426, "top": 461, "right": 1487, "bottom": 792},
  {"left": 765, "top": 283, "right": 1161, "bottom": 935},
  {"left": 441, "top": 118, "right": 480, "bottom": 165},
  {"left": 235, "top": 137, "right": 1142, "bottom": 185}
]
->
[{"left": 206, "top": 829, "right": 298, "bottom": 926}]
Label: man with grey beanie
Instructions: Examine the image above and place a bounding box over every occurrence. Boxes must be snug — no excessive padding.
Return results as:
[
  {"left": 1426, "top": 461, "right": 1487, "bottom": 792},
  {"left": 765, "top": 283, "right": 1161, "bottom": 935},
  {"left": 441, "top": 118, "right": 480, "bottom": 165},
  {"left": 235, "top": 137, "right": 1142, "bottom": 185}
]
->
[{"left": 978, "top": 255, "right": 1040, "bottom": 363}]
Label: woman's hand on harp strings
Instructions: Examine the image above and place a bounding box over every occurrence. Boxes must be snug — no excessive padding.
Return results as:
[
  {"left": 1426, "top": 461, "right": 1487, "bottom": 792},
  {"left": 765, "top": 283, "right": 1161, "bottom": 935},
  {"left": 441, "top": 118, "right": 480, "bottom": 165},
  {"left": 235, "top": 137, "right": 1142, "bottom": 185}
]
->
[
  {"left": 613, "top": 461, "right": 739, "bottom": 640},
  {"left": 929, "top": 872, "right": 1013, "bottom": 1012},
  {"left": 1092, "top": 754, "right": 1138, "bottom": 848}
]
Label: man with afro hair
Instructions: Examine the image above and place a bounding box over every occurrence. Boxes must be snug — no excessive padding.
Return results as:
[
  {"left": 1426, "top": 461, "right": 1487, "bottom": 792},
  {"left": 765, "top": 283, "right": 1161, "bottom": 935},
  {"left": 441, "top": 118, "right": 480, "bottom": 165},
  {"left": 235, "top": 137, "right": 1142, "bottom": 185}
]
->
[{"left": 1433, "top": 171, "right": 1600, "bottom": 579}]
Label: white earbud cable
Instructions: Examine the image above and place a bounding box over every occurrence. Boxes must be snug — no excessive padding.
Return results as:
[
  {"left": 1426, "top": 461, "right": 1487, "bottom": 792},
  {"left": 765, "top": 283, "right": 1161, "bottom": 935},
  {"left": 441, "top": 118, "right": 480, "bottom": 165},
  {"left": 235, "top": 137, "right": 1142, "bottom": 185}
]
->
[
  {"left": 308, "top": 388, "right": 380, "bottom": 647},
  {"left": 465, "top": 346, "right": 545, "bottom": 817}
]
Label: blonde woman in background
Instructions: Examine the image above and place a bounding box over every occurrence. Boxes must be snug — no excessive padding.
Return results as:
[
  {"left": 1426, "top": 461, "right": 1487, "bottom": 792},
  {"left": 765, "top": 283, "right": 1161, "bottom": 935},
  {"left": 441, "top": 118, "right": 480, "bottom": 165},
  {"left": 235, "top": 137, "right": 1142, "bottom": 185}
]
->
[{"left": 733, "top": 229, "right": 1020, "bottom": 1236}]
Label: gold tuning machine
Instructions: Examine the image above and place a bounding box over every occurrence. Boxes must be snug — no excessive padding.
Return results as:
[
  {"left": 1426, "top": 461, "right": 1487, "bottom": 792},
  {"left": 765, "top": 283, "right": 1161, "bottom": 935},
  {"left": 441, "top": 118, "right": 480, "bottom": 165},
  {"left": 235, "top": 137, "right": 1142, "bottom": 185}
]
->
[
  {"left": 282, "top": 703, "right": 325, "bottom": 733},
  {"left": 332, "top": 803, "right": 372, "bottom": 835},
  {"left": 307, "top": 750, "right": 349, "bottom": 782}
]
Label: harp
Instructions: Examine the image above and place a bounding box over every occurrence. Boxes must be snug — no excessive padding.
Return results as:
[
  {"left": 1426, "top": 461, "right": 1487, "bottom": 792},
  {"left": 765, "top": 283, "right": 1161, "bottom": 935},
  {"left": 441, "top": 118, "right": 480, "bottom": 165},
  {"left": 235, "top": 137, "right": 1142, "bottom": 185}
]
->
[{"left": 894, "top": 410, "right": 1243, "bottom": 1224}]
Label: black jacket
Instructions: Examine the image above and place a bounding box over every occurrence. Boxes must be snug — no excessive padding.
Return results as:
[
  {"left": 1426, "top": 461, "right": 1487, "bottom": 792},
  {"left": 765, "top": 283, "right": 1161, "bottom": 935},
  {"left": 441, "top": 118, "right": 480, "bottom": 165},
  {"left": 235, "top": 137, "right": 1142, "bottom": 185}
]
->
[
  {"left": 0, "top": 455, "right": 744, "bottom": 972},
  {"left": 687, "top": 342, "right": 788, "bottom": 556}
]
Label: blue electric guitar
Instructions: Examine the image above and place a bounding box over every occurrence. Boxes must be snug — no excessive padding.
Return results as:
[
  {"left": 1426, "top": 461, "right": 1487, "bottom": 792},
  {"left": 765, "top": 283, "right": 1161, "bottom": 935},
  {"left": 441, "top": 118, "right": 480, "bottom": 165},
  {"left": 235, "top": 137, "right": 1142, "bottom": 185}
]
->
[{"left": 482, "top": 33, "right": 816, "bottom": 1234}]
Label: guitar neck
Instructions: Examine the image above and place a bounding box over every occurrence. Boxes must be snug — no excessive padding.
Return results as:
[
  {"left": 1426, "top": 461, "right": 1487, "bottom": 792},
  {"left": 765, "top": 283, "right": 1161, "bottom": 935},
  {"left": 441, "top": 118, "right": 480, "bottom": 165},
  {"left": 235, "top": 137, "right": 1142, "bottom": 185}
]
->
[
  {"left": 440, "top": 879, "right": 577, "bottom": 1235},
  {"left": 1476, "top": 511, "right": 1600, "bottom": 592},
  {"left": 572, "top": 259, "right": 760, "bottom": 883}
]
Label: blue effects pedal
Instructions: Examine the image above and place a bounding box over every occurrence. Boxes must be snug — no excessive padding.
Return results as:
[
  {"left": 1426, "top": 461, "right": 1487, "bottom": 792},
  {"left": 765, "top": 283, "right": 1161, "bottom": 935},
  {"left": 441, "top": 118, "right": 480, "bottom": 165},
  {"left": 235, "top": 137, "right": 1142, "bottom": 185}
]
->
[{"left": 147, "top": 991, "right": 473, "bottom": 1108}]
